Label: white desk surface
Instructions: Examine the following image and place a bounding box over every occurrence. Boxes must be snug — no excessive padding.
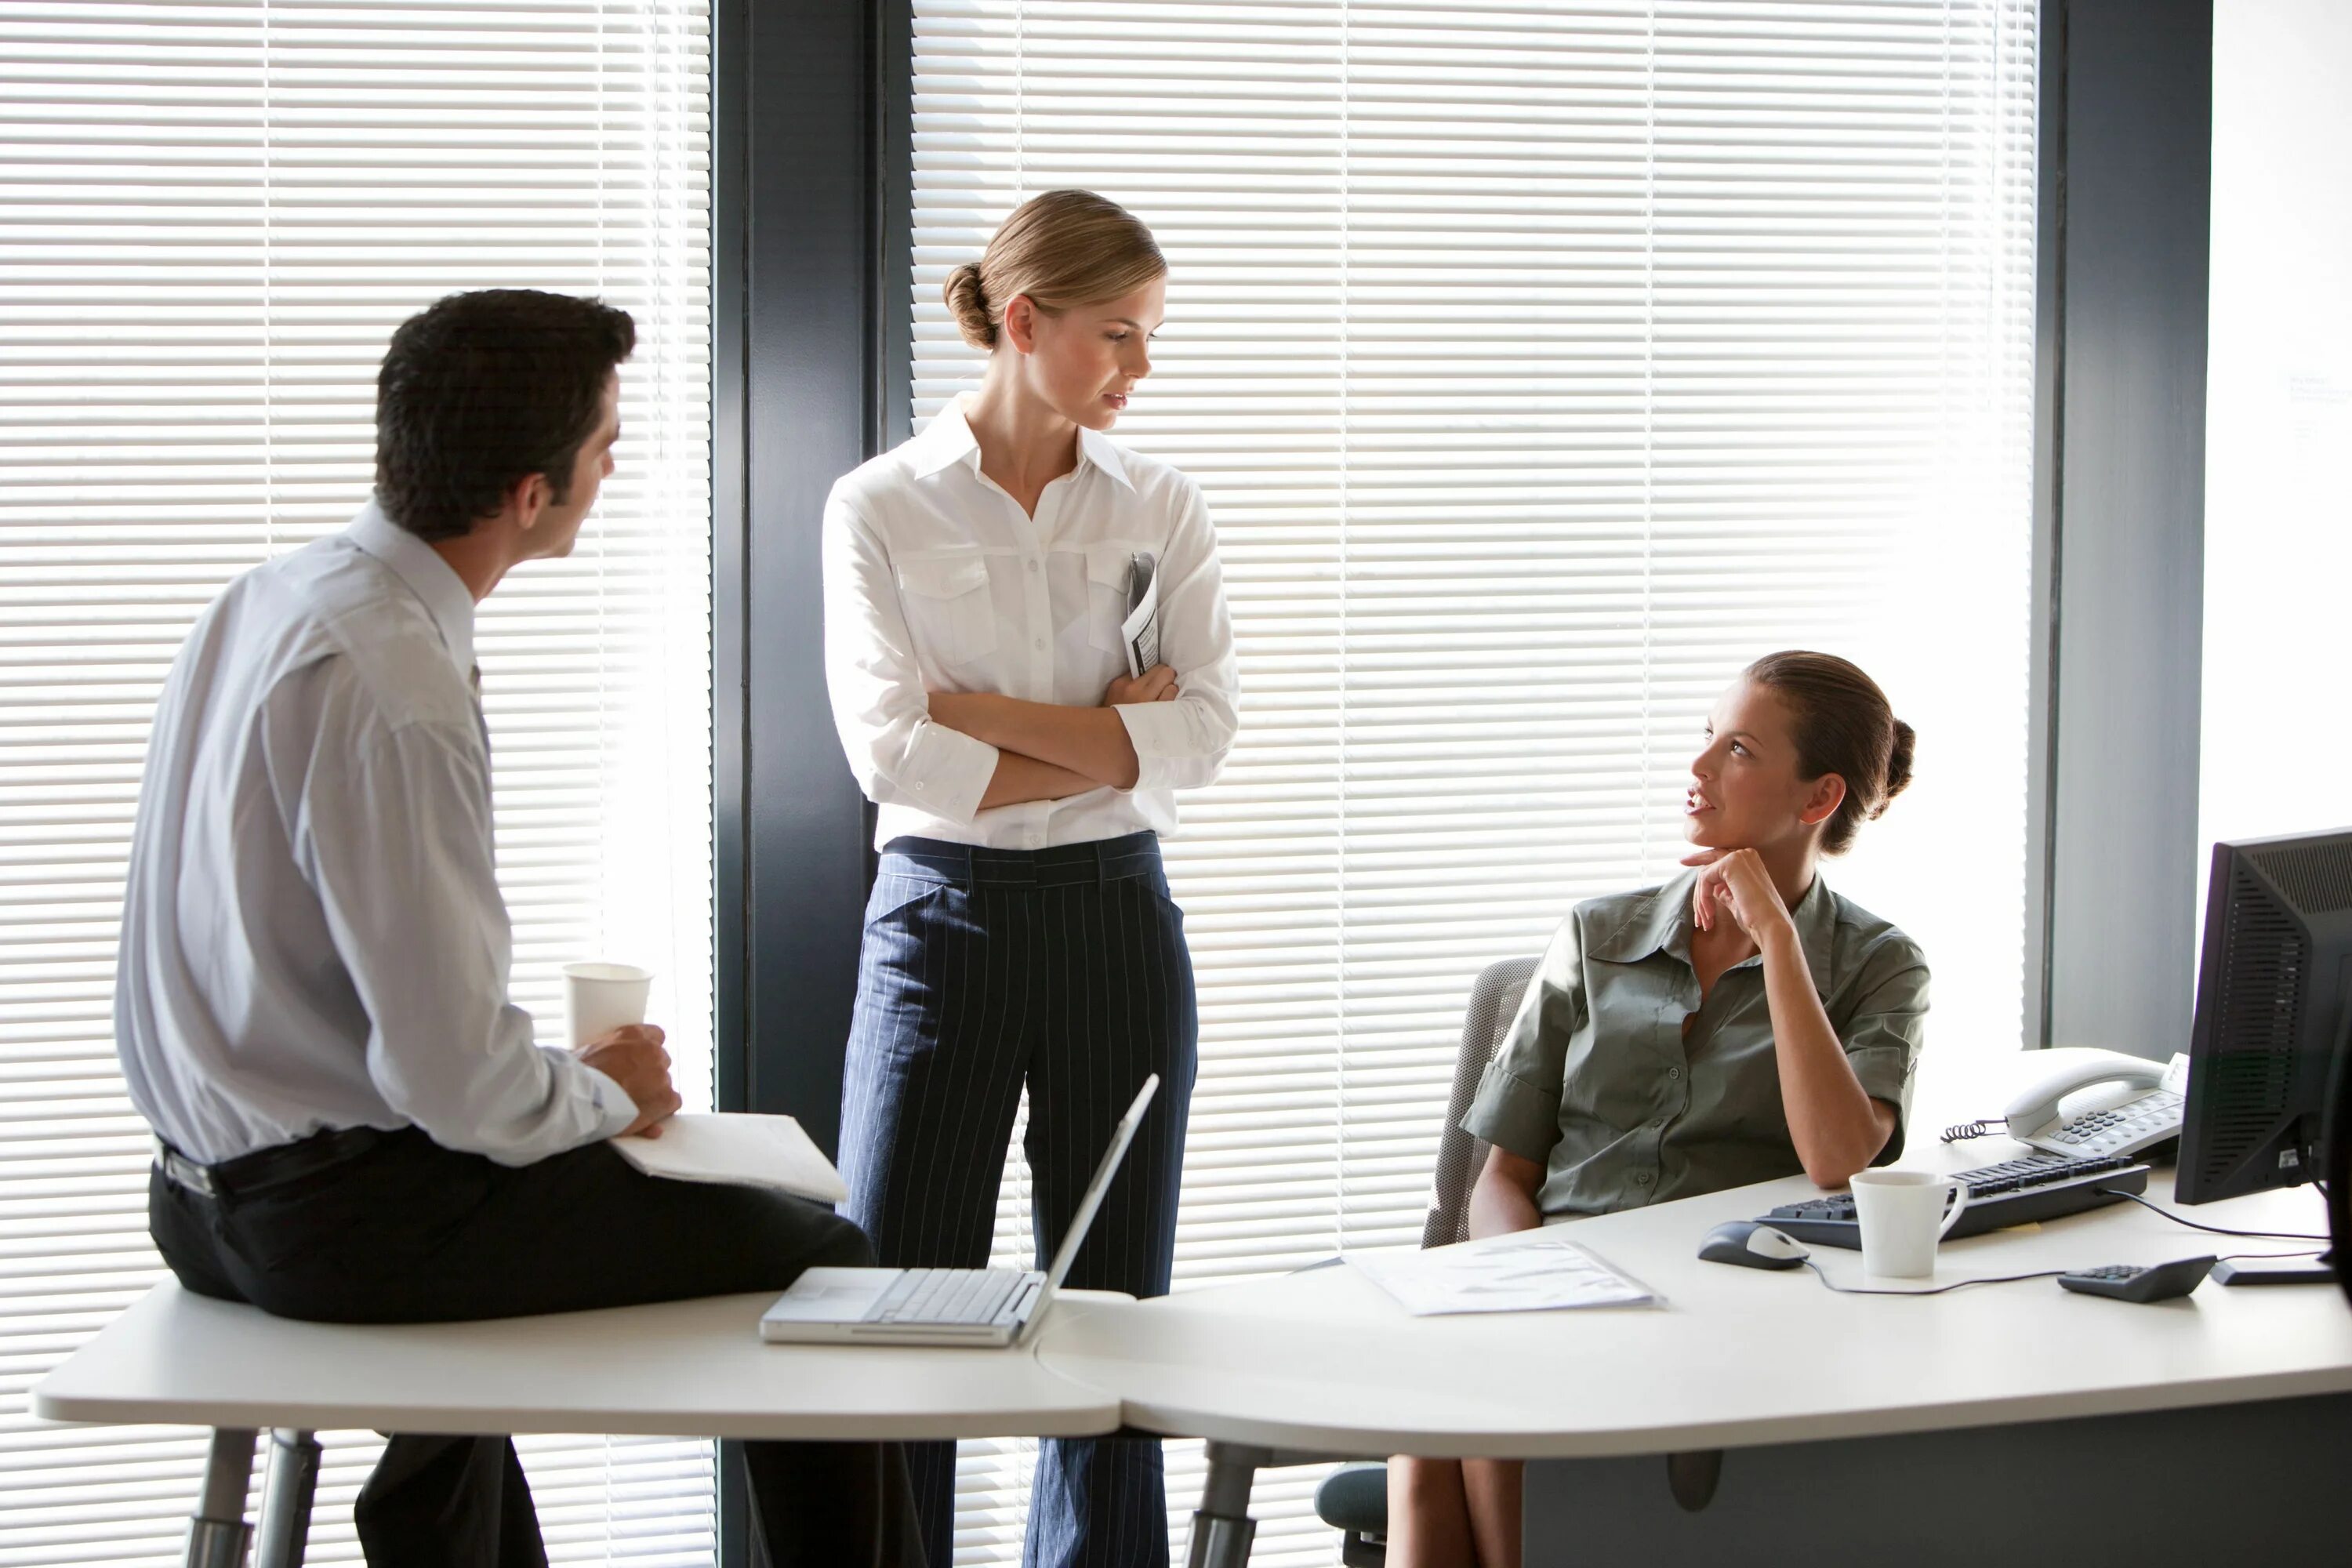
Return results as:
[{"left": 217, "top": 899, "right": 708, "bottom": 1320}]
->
[
  {"left": 1036, "top": 1056, "right": 2352, "bottom": 1460},
  {"left": 34, "top": 1285, "right": 1125, "bottom": 1443}
]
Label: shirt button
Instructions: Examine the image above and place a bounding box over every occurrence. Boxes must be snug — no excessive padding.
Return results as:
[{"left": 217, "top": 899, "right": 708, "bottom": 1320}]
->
[
  {"left": 1634, "top": 1171, "right": 1653, "bottom": 1185},
  {"left": 1026, "top": 558, "right": 1040, "bottom": 574},
  {"left": 1034, "top": 637, "right": 1046, "bottom": 651},
  {"left": 1668, "top": 1067, "right": 1681, "bottom": 1080},
  {"left": 913, "top": 782, "right": 926, "bottom": 793}
]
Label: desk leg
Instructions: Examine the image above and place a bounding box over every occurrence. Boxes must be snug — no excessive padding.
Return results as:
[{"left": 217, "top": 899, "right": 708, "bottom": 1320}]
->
[
  {"left": 1185, "top": 1441, "right": 1269, "bottom": 1568},
  {"left": 187, "top": 1427, "right": 256, "bottom": 1568},
  {"left": 256, "top": 1428, "right": 321, "bottom": 1568}
]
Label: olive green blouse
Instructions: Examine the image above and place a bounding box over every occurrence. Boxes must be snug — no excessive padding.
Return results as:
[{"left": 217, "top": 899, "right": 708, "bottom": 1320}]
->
[{"left": 1462, "top": 869, "right": 1930, "bottom": 1221}]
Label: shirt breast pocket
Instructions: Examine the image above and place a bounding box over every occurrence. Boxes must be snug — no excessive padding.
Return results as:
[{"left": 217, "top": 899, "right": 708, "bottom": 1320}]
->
[
  {"left": 895, "top": 552, "right": 998, "bottom": 667},
  {"left": 1085, "top": 542, "right": 1145, "bottom": 660}
]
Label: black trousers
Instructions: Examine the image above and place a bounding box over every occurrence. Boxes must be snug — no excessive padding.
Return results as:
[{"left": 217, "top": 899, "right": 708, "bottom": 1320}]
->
[
  {"left": 150, "top": 1126, "right": 924, "bottom": 1568},
  {"left": 838, "top": 833, "right": 1198, "bottom": 1568}
]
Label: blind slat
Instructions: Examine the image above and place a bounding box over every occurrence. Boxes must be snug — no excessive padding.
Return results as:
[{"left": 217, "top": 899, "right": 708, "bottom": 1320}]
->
[
  {"left": 1, "top": 3, "right": 717, "bottom": 1561},
  {"left": 916, "top": 2, "right": 2037, "bottom": 1563}
]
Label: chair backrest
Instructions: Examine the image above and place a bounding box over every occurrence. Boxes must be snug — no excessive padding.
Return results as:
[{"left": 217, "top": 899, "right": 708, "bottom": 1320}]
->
[{"left": 1419, "top": 954, "right": 1541, "bottom": 1250}]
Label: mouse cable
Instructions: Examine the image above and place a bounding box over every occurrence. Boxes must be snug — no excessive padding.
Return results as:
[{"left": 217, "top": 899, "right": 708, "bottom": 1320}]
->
[
  {"left": 1801, "top": 1259, "right": 2064, "bottom": 1296},
  {"left": 1940, "top": 1116, "right": 2003, "bottom": 1142},
  {"left": 2218, "top": 1248, "right": 2330, "bottom": 1263},
  {"left": 2092, "top": 1187, "right": 2328, "bottom": 1242}
]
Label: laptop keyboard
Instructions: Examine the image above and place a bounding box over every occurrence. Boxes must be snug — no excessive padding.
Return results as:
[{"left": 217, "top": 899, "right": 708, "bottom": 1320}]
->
[{"left": 866, "top": 1267, "right": 1035, "bottom": 1327}]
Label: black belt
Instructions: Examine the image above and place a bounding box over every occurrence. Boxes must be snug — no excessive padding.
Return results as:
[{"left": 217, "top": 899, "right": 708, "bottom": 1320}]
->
[{"left": 156, "top": 1124, "right": 390, "bottom": 1201}]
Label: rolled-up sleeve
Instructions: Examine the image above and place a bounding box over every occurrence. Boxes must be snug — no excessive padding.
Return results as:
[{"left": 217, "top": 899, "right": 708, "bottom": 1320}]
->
[
  {"left": 1838, "top": 938, "right": 1931, "bottom": 1164},
  {"left": 301, "top": 711, "right": 637, "bottom": 1165},
  {"left": 1112, "top": 478, "right": 1239, "bottom": 792},
  {"left": 821, "top": 488, "right": 1000, "bottom": 823},
  {"left": 1461, "top": 913, "right": 1590, "bottom": 1165}
]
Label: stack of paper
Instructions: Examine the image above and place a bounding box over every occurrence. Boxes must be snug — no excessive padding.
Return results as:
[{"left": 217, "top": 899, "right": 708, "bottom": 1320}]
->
[
  {"left": 1348, "top": 1232, "right": 1659, "bottom": 1316},
  {"left": 612, "top": 1113, "right": 848, "bottom": 1206}
]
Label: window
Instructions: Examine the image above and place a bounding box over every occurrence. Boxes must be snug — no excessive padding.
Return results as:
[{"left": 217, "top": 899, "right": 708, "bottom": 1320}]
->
[
  {"left": 913, "top": 2, "right": 2038, "bottom": 1560},
  {"left": 0, "top": 4, "right": 715, "bottom": 1560}
]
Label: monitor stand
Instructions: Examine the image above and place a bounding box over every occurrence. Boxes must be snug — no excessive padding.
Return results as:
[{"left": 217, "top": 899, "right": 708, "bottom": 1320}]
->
[{"left": 2213, "top": 1250, "right": 2336, "bottom": 1286}]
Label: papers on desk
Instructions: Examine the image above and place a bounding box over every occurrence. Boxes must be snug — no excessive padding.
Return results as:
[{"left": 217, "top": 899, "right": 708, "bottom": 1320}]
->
[
  {"left": 612, "top": 1114, "right": 848, "bottom": 1206},
  {"left": 1348, "top": 1232, "right": 1659, "bottom": 1316}
]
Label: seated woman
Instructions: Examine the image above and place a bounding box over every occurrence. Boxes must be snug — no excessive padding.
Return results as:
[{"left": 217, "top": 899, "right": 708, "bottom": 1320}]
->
[{"left": 1389, "top": 650, "right": 1929, "bottom": 1568}]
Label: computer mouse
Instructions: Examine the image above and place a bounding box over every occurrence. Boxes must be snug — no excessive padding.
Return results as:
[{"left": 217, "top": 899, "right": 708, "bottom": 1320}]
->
[{"left": 1697, "top": 1219, "right": 1811, "bottom": 1270}]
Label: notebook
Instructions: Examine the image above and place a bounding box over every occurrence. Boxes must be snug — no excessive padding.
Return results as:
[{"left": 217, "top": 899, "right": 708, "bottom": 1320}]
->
[{"left": 612, "top": 1113, "right": 848, "bottom": 1206}]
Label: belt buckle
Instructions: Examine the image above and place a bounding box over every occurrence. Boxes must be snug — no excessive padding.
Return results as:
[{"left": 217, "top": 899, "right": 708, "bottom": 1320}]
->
[{"left": 156, "top": 1139, "right": 216, "bottom": 1198}]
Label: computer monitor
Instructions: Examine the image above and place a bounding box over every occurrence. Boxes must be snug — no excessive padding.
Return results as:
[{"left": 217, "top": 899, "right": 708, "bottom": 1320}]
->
[{"left": 2176, "top": 828, "right": 2352, "bottom": 1207}]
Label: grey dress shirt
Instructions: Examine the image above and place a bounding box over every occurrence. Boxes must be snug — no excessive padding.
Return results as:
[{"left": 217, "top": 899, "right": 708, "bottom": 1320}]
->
[
  {"left": 114, "top": 500, "right": 636, "bottom": 1167},
  {"left": 1463, "top": 870, "right": 1929, "bottom": 1219}
]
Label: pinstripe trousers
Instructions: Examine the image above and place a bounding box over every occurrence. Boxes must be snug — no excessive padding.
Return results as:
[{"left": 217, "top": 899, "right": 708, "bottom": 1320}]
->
[{"left": 839, "top": 832, "right": 1196, "bottom": 1568}]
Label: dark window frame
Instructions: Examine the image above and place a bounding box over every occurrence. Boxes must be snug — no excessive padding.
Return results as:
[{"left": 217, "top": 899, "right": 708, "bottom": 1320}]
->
[
  {"left": 2024, "top": 0, "right": 2212, "bottom": 1055},
  {"left": 710, "top": 1, "right": 909, "bottom": 1557}
]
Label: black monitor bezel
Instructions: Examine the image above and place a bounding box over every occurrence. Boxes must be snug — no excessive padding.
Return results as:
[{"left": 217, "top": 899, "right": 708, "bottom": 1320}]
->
[{"left": 2176, "top": 829, "right": 2352, "bottom": 1207}]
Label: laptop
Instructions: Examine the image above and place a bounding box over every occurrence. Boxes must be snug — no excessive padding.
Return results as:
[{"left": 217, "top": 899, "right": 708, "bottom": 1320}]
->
[{"left": 760, "top": 1074, "right": 1158, "bottom": 1347}]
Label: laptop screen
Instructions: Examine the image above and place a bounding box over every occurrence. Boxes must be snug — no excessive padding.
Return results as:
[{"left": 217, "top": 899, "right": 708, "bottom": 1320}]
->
[{"left": 1034, "top": 1075, "right": 1160, "bottom": 1300}]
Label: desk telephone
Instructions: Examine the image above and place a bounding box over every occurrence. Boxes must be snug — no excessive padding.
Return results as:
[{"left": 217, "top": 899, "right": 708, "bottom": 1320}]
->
[{"left": 2004, "top": 1051, "right": 2191, "bottom": 1159}]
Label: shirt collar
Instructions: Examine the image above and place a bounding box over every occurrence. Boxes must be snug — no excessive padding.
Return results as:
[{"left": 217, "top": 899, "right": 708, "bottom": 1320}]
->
[
  {"left": 906, "top": 393, "right": 1136, "bottom": 492},
  {"left": 1588, "top": 866, "right": 1840, "bottom": 995},
  {"left": 347, "top": 496, "right": 477, "bottom": 676}
]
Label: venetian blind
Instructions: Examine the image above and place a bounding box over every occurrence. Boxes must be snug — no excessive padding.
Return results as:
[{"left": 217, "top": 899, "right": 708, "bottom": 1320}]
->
[
  {"left": 916, "top": 2, "right": 2039, "bottom": 1562},
  {"left": 0, "top": 2, "right": 716, "bottom": 1562}
]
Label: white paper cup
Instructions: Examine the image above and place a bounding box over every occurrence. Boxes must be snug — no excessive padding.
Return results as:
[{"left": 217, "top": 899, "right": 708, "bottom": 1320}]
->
[
  {"left": 562, "top": 961, "right": 653, "bottom": 1048},
  {"left": 1850, "top": 1169, "right": 1971, "bottom": 1279}
]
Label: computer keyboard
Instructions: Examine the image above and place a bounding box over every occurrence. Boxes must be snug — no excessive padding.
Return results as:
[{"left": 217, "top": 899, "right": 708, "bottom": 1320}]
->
[
  {"left": 866, "top": 1266, "right": 1037, "bottom": 1327},
  {"left": 1755, "top": 1152, "right": 2151, "bottom": 1250}
]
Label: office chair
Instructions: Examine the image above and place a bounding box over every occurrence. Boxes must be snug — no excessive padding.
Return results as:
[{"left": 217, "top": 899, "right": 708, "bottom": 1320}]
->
[{"left": 1314, "top": 953, "right": 1540, "bottom": 1566}]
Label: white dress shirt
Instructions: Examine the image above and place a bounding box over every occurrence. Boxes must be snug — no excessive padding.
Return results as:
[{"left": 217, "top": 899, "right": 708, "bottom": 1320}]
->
[
  {"left": 822, "top": 396, "right": 1240, "bottom": 850},
  {"left": 115, "top": 500, "right": 637, "bottom": 1167}
]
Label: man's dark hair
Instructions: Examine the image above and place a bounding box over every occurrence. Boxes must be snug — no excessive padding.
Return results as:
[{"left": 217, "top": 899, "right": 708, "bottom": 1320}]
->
[{"left": 375, "top": 289, "right": 636, "bottom": 542}]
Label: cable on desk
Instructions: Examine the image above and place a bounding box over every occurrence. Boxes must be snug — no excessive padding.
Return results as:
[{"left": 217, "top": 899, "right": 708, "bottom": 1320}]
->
[
  {"left": 2219, "top": 1248, "right": 2331, "bottom": 1263},
  {"left": 2093, "top": 1187, "right": 2328, "bottom": 1242},
  {"left": 1801, "top": 1259, "right": 2063, "bottom": 1297},
  {"left": 1940, "top": 1116, "right": 2004, "bottom": 1142}
]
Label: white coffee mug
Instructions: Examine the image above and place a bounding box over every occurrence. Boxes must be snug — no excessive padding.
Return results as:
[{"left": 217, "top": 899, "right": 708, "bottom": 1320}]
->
[
  {"left": 561, "top": 961, "right": 653, "bottom": 1049},
  {"left": 1849, "top": 1169, "right": 1970, "bottom": 1279}
]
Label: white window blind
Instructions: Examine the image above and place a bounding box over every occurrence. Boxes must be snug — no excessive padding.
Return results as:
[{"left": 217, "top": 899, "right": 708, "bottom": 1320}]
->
[
  {"left": 913, "top": 2, "right": 2038, "bottom": 1562},
  {"left": 1, "top": 3, "right": 715, "bottom": 1563}
]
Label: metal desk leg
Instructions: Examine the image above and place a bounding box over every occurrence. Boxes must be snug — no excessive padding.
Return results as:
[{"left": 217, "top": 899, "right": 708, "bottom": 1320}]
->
[
  {"left": 187, "top": 1427, "right": 257, "bottom": 1568},
  {"left": 1185, "top": 1441, "right": 1270, "bottom": 1568},
  {"left": 256, "top": 1428, "right": 321, "bottom": 1568}
]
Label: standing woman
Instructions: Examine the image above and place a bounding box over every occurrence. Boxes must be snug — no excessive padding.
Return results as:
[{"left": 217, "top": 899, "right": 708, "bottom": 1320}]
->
[{"left": 822, "top": 190, "right": 1239, "bottom": 1567}]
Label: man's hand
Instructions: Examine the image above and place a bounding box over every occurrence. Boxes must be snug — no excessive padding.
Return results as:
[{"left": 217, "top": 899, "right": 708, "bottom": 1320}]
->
[
  {"left": 1679, "top": 845, "right": 1798, "bottom": 946},
  {"left": 575, "top": 1023, "right": 681, "bottom": 1138},
  {"left": 1105, "top": 664, "right": 1178, "bottom": 705}
]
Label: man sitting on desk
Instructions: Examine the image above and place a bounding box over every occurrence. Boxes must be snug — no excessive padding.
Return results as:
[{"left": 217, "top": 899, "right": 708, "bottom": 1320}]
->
[
  {"left": 114, "top": 289, "right": 921, "bottom": 1567},
  {"left": 1388, "top": 652, "right": 1932, "bottom": 1568}
]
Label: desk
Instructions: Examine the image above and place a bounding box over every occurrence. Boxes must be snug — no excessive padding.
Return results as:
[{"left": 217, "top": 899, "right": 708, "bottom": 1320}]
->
[
  {"left": 34, "top": 1285, "right": 1121, "bottom": 1566},
  {"left": 38, "top": 1048, "right": 2352, "bottom": 1566},
  {"left": 1036, "top": 1153, "right": 2352, "bottom": 1565}
]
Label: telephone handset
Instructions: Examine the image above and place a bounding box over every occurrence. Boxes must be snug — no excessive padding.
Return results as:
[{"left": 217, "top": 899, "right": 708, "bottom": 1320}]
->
[{"left": 2005, "top": 1049, "right": 2192, "bottom": 1159}]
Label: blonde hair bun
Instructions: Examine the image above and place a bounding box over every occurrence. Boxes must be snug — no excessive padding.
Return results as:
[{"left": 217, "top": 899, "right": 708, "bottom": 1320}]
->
[{"left": 945, "top": 263, "right": 993, "bottom": 350}]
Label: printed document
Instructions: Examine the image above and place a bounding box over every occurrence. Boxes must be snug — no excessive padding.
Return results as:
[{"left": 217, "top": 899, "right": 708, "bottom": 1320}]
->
[
  {"left": 1348, "top": 1232, "right": 1659, "bottom": 1316},
  {"left": 1122, "top": 551, "right": 1160, "bottom": 677},
  {"left": 613, "top": 1113, "right": 848, "bottom": 1206}
]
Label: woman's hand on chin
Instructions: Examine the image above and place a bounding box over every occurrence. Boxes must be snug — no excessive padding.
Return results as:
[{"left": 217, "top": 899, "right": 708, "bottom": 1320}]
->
[{"left": 1681, "top": 845, "right": 1797, "bottom": 946}]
